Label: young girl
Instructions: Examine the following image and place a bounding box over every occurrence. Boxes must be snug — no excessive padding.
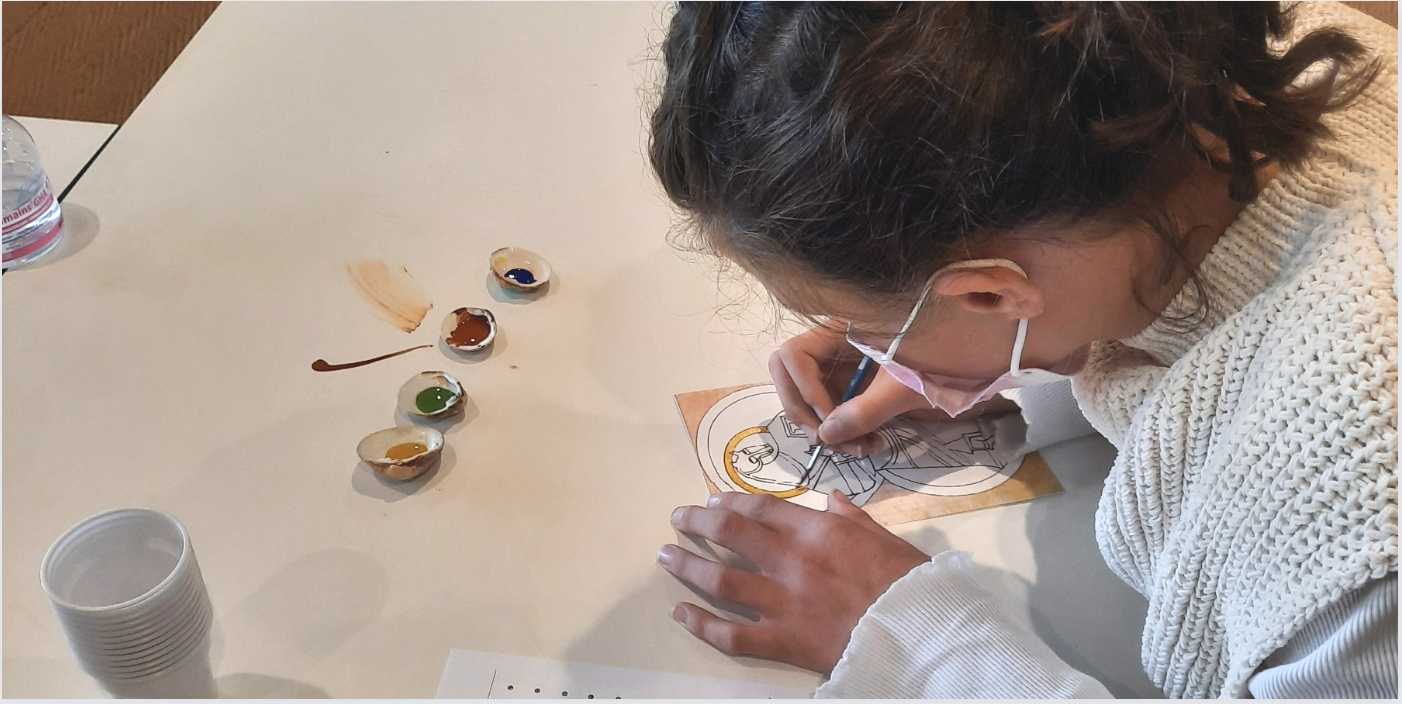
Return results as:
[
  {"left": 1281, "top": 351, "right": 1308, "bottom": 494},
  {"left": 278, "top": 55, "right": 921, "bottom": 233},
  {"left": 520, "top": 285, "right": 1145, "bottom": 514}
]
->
[{"left": 650, "top": 2, "right": 1396, "bottom": 698}]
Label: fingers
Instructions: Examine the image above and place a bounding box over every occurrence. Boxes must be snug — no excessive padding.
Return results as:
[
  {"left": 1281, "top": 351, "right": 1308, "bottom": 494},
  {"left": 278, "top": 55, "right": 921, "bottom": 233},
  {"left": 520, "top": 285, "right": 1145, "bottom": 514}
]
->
[
  {"left": 671, "top": 603, "right": 778, "bottom": 660},
  {"left": 769, "top": 328, "right": 857, "bottom": 443},
  {"left": 824, "top": 488, "right": 862, "bottom": 519},
  {"left": 769, "top": 353, "right": 824, "bottom": 440},
  {"left": 825, "top": 490, "right": 888, "bottom": 536},
  {"left": 818, "top": 369, "right": 928, "bottom": 446},
  {"left": 702, "top": 492, "right": 818, "bottom": 536},
  {"left": 657, "top": 545, "right": 779, "bottom": 611},
  {"left": 671, "top": 503, "right": 783, "bottom": 558},
  {"left": 830, "top": 431, "right": 886, "bottom": 459}
]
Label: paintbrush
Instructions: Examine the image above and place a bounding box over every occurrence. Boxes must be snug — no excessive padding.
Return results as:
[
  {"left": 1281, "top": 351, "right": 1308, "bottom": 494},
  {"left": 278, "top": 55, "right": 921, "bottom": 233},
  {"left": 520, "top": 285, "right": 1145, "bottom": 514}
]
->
[{"left": 799, "top": 355, "right": 877, "bottom": 486}]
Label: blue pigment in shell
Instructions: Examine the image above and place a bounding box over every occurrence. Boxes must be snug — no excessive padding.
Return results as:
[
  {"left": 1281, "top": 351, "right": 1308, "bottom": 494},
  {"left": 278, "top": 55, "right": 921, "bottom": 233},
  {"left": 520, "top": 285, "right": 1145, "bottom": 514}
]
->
[{"left": 504, "top": 268, "right": 536, "bottom": 285}]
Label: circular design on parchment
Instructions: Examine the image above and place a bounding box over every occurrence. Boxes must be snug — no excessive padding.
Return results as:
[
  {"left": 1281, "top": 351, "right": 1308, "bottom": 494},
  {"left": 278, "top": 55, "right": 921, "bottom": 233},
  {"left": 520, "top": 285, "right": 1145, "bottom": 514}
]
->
[
  {"left": 722, "top": 426, "right": 809, "bottom": 499},
  {"left": 695, "top": 385, "right": 1024, "bottom": 509},
  {"left": 869, "top": 419, "right": 1022, "bottom": 496},
  {"left": 697, "top": 386, "right": 829, "bottom": 509}
]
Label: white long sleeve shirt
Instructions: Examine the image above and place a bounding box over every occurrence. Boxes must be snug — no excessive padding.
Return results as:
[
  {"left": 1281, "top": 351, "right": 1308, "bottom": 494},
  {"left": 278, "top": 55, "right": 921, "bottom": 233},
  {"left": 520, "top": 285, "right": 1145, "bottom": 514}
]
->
[{"left": 817, "top": 548, "right": 1395, "bottom": 698}]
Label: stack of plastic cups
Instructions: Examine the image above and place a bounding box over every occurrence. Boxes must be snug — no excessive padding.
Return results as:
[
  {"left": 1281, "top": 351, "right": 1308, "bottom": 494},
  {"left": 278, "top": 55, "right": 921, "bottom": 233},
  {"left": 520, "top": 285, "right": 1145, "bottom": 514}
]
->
[{"left": 40, "top": 508, "right": 216, "bottom": 698}]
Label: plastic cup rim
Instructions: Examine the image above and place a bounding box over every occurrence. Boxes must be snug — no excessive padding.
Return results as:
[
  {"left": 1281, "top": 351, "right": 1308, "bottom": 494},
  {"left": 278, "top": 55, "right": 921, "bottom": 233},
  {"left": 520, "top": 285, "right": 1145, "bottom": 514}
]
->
[
  {"left": 65, "top": 591, "right": 208, "bottom": 644},
  {"left": 40, "top": 508, "right": 193, "bottom": 615},
  {"left": 85, "top": 631, "right": 212, "bottom": 684},
  {"left": 82, "top": 632, "right": 206, "bottom": 676},
  {"left": 58, "top": 562, "right": 198, "bottom": 620},
  {"left": 64, "top": 596, "right": 209, "bottom": 653},
  {"left": 62, "top": 605, "right": 202, "bottom": 643},
  {"left": 74, "top": 608, "right": 212, "bottom": 674},
  {"left": 57, "top": 571, "right": 203, "bottom": 635}
]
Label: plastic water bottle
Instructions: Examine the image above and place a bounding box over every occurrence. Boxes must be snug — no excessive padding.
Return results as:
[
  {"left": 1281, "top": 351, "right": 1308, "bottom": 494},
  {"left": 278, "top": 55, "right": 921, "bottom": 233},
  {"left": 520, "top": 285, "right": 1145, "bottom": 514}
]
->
[{"left": 3, "top": 115, "right": 65, "bottom": 269}]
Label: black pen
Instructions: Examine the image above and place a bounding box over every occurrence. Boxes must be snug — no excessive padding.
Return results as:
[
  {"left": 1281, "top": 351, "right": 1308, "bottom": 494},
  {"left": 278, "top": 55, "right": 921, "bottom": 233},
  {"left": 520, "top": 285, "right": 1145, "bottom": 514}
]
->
[{"left": 799, "top": 355, "right": 877, "bottom": 485}]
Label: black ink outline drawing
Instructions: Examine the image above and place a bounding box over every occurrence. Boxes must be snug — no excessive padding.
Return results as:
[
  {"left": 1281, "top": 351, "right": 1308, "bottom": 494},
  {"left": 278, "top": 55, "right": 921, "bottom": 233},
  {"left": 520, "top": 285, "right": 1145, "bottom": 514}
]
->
[{"left": 697, "top": 386, "right": 1022, "bottom": 508}]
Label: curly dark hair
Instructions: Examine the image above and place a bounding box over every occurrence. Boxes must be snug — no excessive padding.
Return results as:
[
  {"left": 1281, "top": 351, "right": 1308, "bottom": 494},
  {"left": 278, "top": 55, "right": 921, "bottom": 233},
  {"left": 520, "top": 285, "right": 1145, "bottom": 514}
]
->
[{"left": 649, "top": 1, "right": 1378, "bottom": 323}]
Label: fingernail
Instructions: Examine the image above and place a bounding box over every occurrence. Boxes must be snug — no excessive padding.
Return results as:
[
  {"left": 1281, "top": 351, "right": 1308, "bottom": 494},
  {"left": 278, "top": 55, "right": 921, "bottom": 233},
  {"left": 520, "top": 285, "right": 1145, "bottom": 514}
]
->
[
  {"left": 706, "top": 494, "right": 720, "bottom": 508},
  {"left": 671, "top": 507, "right": 685, "bottom": 526},
  {"left": 671, "top": 605, "right": 687, "bottom": 625},
  {"left": 657, "top": 545, "right": 676, "bottom": 566}
]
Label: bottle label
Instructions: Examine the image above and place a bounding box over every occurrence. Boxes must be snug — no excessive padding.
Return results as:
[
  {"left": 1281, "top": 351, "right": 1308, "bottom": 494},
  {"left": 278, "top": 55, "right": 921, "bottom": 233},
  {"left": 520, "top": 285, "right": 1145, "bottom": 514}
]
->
[
  {"left": 3, "top": 184, "right": 55, "bottom": 232},
  {"left": 3, "top": 180, "right": 63, "bottom": 262}
]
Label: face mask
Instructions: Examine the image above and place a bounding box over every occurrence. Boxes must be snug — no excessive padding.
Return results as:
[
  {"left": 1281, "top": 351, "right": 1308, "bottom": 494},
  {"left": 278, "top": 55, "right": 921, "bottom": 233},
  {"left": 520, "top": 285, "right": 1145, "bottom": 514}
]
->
[{"left": 846, "top": 259, "right": 1078, "bottom": 417}]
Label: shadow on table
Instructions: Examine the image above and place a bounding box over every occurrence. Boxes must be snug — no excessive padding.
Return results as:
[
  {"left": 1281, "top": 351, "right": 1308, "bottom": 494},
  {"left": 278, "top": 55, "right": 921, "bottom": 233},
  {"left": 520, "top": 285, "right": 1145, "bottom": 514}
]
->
[
  {"left": 1019, "top": 436, "right": 1163, "bottom": 699},
  {"left": 561, "top": 565, "right": 820, "bottom": 696},
  {"left": 216, "top": 672, "right": 331, "bottom": 698},
  {"left": 486, "top": 270, "right": 555, "bottom": 305},
  {"left": 394, "top": 394, "right": 479, "bottom": 438},
  {"left": 554, "top": 516, "right": 964, "bottom": 696},
  {"left": 351, "top": 441, "right": 459, "bottom": 503},
  {"left": 6, "top": 201, "right": 100, "bottom": 271},
  {"left": 209, "top": 548, "right": 389, "bottom": 695},
  {"left": 349, "top": 395, "right": 476, "bottom": 503}
]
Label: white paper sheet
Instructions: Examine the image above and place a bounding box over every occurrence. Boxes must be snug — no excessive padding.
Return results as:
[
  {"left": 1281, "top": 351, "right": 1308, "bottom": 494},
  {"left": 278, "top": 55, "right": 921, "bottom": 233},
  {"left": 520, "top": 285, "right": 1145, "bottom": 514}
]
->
[{"left": 436, "top": 650, "right": 811, "bottom": 699}]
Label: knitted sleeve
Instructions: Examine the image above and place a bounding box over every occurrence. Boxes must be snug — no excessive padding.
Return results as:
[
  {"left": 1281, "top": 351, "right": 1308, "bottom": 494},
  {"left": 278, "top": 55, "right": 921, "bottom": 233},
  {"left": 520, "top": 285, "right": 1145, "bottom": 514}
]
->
[
  {"left": 1325, "top": 3, "right": 1399, "bottom": 292},
  {"left": 1312, "top": 2, "right": 1399, "bottom": 291},
  {"left": 1067, "top": 341, "right": 1165, "bottom": 451}
]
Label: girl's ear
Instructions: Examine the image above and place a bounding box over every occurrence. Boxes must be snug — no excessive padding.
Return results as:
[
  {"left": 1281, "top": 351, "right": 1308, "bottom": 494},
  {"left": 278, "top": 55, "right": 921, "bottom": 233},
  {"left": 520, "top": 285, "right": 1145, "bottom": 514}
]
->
[{"left": 931, "top": 265, "right": 1044, "bottom": 319}]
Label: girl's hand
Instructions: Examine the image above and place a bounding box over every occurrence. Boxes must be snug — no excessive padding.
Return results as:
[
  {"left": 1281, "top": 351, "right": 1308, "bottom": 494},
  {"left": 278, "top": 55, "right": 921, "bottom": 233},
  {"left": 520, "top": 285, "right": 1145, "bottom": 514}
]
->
[
  {"left": 658, "top": 491, "right": 929, "bottom": 675},
  {"left": 769, "top": 326, "right": 932, "bottom": 457}
]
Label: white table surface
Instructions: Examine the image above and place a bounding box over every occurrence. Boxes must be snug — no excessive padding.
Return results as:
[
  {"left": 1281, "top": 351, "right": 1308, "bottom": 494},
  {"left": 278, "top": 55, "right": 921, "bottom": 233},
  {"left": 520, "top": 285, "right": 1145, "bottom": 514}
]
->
[
  {"left": 1, "top": 2, "right": 1161, "bottom": 698},
  {"left": 10, "top": 116, "right": 117, "bottom": 195}
]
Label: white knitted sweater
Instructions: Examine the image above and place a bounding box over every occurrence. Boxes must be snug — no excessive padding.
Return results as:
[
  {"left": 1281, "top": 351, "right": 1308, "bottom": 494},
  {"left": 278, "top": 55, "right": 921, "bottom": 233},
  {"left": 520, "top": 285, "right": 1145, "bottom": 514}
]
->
[
  {"left": 1072, "top": 3, "right": 1398, "bottom": 695},
  {"left": 819, "top": 2, "right": 1398, "bottom": 699}
]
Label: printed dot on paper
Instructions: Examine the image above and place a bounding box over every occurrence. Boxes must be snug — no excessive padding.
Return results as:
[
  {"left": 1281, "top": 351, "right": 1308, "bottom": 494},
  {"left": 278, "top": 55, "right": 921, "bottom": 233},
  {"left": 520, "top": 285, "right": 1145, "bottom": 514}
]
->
[
  {"left": 507, "top": 686, "right": 514, "bottom": 691},
  {"left": 535, "top": 688, "right": 541, "bottom": 694}
]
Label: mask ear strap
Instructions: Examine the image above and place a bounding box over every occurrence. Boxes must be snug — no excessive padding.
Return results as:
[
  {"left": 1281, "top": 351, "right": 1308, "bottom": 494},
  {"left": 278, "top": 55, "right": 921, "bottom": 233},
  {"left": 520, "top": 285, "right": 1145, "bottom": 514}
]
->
[
  {"left": 1010, "top": 318, "right": 1029, "bottom": 375},
  {"left": 884, "top": 275, "right": 937, "bottom": 362},
  {"left": 882, "top": 259, "right": 1027, "bottom": 364}
]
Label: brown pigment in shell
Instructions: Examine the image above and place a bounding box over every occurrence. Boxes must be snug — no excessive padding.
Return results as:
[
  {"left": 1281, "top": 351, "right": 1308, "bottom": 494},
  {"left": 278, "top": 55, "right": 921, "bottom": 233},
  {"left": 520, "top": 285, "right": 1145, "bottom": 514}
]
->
[{"left": 446, "top": 308, "right": 493, "bottom": 348}]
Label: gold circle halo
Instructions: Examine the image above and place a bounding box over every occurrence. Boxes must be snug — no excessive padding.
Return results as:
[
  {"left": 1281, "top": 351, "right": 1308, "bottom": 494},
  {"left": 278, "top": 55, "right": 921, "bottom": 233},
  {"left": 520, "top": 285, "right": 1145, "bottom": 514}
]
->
[{"left": 722, "top": 426, "right": 809, "bottom": 499}]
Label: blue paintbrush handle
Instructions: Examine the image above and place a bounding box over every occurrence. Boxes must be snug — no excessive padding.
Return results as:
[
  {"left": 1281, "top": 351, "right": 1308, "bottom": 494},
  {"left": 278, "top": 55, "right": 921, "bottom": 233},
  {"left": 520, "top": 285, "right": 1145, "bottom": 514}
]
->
[
  {"left": 801, "top": 356, "right": 879, "bottom": 485},
  {"left": 839, "top": 356, "right": 877, "bottom": 404}
]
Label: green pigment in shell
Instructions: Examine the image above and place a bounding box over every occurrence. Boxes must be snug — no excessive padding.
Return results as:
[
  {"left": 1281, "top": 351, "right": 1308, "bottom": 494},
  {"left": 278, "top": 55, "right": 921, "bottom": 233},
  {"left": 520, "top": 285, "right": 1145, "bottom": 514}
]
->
[{"left": 415, "top": 386, "right": 459, "bottom": 414}]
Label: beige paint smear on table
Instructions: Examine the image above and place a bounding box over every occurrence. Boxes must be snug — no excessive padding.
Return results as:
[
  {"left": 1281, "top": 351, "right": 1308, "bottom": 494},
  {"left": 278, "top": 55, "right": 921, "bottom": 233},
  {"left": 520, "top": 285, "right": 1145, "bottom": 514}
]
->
[{"left": 346, "top": 260, "right": 433, "bottom": 332}]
